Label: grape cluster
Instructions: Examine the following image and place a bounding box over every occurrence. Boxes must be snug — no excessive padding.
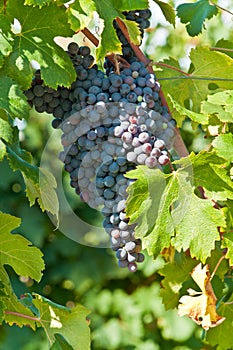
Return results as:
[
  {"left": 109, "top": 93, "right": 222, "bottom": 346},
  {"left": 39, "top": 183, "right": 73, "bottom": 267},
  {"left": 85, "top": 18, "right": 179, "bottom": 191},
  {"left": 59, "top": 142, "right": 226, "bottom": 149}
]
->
[
  {"left": 59, "top": 101, "right": 175, "bottom": 271},
  {"left": 24, "top": 6, "right": 176, "bottom": 272},
  {"left": 24, "top": 71, "right": 72, "bottom": 128}
]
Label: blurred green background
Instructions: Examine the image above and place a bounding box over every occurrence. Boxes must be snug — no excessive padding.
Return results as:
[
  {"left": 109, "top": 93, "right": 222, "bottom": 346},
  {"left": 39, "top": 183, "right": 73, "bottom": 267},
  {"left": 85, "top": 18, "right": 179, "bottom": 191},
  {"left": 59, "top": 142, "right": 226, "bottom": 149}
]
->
[{"left": 1, "top": 1, "right": 233, "bottom": 348}]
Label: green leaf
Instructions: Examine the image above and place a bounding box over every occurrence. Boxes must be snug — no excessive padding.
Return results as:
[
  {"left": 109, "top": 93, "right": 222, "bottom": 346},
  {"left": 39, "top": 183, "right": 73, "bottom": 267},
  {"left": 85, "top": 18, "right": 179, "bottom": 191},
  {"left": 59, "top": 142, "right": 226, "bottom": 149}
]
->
[
  {"left": 172, "top": 193, "right": 225, "bottom": 262},
  {"left": 122, "top": 19, "right": 141, "bottom": 45},
  {"left": 94, "top": 0, "right": 123, "bottom": 60},
  {"left": 0, "top": 15, "right": 14, "bottom": 68},
  {"left": 222, "top": 232, "right": 233, "bottom": 266},
  {"left": 214, "top": 39, "right": 233, "bottom": 59},
  {"left": 221, "top": 201, "right": 233, "bottom": 265},
  {"left": 0, "top": 74, "right": 30, "bottom": 119},
  {"left": 212, "top": 133, "right": 233, "bottom": 162},
  {"left": 23, "top": 168, "right": 59, "bottom": 217},
  {"left": 0, "top": 211, "right": 44, "bottom": 282},
  {"left": 6, "top": 132, "right": 39, "bottom": 183},
  {"left": 126, "top": 167, "right": 191, "bottom": 258},
  {"left": 24, "top": 0, "right": 53, "bottom": 7},
  {"left": 67, "top": 0, "right": 96, "bottom": 31},
  {"left": 0, "top": 118, "right": 13, "bottom": 143},
  {"left": 168, "top": 94, "right": 209, "bottom": 125},
  {"left": 206, "top": 294, "right": 233, "bottom": 350},
  {"left": 177, "top": 0, "right": 218, "bottom": 36},
  {"left": 25, "top": 167, "right": 59, "bottom": 216},
  {"left": 32, "top": 294, "right": 90, "bottom": 350},
  {"left": 126, "top": 167, "right": 169, "bottom": 247},
  {"left": 115, "top": 0, "right": 149, "bottom": 11},
  {"left": 0, "top": 266, "right": 36, "bottom": 328},
  {"left": 51, "top": 334, "right": 74, "bottom": 350},
  {"left": 188, "top": 151, "right": 233, "bottom": 201},
  {"left": 153, "top": 0, "right": 175, "bottom": 26},
  {"left": 201, "top": 90, "right": 233, "bottom": 123},
  {"left": 159, "top": 254, "right": 197, "bottom": 309},
  {"left": 0, "top": 140, "right": 6, "bottom": 160},
  {"left": 156, "top": 47, "right": 233, "bottom": 116},
  {"left": 5, "top": 0, "right": 76, "bottom": 90},
  {"left": 6, "top": 130, "right": 59, "bottom": 217}
]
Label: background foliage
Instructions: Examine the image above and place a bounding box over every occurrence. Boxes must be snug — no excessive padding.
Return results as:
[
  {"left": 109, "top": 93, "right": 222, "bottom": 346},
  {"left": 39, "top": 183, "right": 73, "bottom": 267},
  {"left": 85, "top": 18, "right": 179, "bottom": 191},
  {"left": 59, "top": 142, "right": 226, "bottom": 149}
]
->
[{"left": 0, "top": 0, "right": 233, "bottom": 349}]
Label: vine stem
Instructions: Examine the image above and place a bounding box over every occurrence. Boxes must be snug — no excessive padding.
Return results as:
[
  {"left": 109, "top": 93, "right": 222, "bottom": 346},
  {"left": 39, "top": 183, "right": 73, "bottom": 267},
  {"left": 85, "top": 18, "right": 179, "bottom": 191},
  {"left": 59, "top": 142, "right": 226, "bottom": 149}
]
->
[
  {"left": 80, "top": 23, "right": 189, "bottom": 158},
  {"left": 210, "top": 253, "right": 227, "bottom": 281},
  {"left": 81, "top": 28, "right": 99, "bottom": 47}
]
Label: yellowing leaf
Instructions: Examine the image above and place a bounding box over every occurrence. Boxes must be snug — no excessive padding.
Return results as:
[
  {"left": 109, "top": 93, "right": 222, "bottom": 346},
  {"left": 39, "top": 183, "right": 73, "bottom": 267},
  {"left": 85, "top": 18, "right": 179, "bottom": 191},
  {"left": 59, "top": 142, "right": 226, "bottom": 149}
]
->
[{"left": 178, "top": 263, "right": 225, "bottom": 330}]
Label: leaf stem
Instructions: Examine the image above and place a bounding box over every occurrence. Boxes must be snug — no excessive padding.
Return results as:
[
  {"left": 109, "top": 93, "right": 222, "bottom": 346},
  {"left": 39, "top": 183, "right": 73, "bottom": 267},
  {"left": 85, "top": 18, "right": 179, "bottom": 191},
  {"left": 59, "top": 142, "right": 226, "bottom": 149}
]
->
[
  {"left": 210, "top": 253, "right": 227, "bottom": 281},
  {"left": 210, "top": 47, "right": 233, "bottom": 53},
  {"left": 4, "top": 310, "right": 39, "bottom": 322},
  {"left": 210, "top": 2, "right": 233, "bottom": 16},
  {"left": 153, "top": 62, "right": 190, "bottom": 76}
]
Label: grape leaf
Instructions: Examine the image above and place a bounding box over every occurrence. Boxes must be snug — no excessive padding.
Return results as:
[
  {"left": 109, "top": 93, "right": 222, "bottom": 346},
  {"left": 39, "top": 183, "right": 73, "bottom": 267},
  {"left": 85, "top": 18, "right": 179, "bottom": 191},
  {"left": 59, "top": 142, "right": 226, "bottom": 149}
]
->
[
  {"left": 0, "top": 74, "right": 30, "bottom": 119},
  {"left": 115, "top": 0, "right": 149, "bottom": 11},
  {"left": 6, "top": 131, "right": 59, "bottom": 217},
  {"left": 122, "top": 19, "right": 141, "bottom": 46},
  {"left": 177, "top": 0, "right": 218, "bottom": 36},
  {"left": 189, "top": 152, "right": 233, "bottom": 201},
  {"left": 221, "top": 202, "right": 233, "bottom": 265},
  {"left": 94, "top": 0, "right": 123, "bottom": 61},
  {"left": 0, "top": 212, "right": 44, "bottom": 328},
  {"left": 51, "top": 334, "right": 74, "bottom": 350},
  {"left": 126, "top": 166, "right": 192, "bottom": 258},
  {"left": 178, "top": 263, "right": 225, "bottom": 330},
  {"left": 212, "top": 134, "right": 233, "bottom": 162},
  {"left": 156, "top": 48, "right": 233, "bottom": 115},
  {"left": 0, "top": 211, "right": 44, "bottom": 282},
  {"left": 0, "top": 15, "right": 14, "bottom": 68},
  {"left": 159, "top": 254, "right": 197, "bottom": 310},
  {"left": 0, "top": 266, "right": 36, "bottom": 329},
  {"left": 168, "top": 94, "right": 209, "bottom": 125},
  {"left": 153, "top": 0, "right": 175, "bottom": 26},
  {"left": 214, "top": 39, "right": 233, "bottom": 59},
  {"left": 67, "top": 0, "right": 96, "bottom": 31},
  {"left": 5, "top": 0, "right": 76, "bottom": 90},
  {"left": 0, "top": 118, "right": 13, "bottom": 143},
  {"left": 6, "top": 131, "right": 39, "bottom": 183},
  {"left": 31, "top": 294, "right": 91, "bottom": 350},
  {"left": 201, "top": 90, "right": 233, "bottom": 123},
  {"left": 206, "top": 294, "right": 233, "bottom": 350},
  {"left": 222, "top": 232, "right": 233, "bottom": 266},
  {"left": 172, "top": 193, "right": 225, "bottom": 262},
  {"left": 24, "top": 0, "right": 52, "bottom": 7},
  {"left": 126, "top": 167, "right": 169, "bottom": 247},
  {"left": 0, "top": 140, "right": 6, "bottom": 160},
  {"left": 23, "top": 168, "right": 59, "bottom": 217},
  {"left": 126, "top": 162, "right": 226, "bottom": 262}
]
